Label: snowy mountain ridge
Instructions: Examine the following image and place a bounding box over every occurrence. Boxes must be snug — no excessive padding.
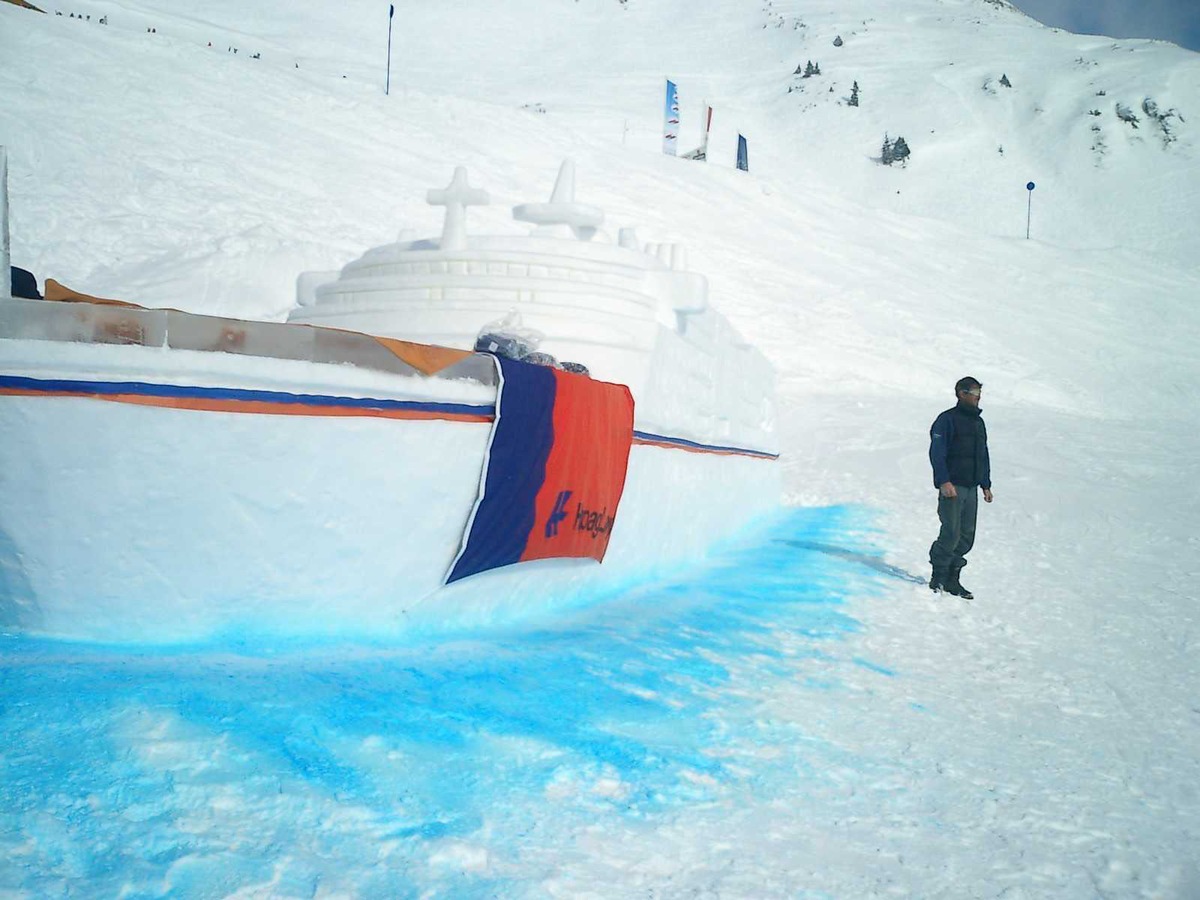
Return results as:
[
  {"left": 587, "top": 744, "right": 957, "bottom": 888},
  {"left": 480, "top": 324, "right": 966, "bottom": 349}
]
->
[
  {"left": 2, "top": 0, "right": 1198, "bottom": 284},
  {"left": 750, "top": 0, "right": 1198, "bottom": 262}
]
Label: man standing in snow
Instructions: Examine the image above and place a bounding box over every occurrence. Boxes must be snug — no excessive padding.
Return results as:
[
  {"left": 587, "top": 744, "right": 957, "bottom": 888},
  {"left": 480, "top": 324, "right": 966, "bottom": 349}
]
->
[{"left": 928, "top": 376, "right": 993, "bottom": 599}]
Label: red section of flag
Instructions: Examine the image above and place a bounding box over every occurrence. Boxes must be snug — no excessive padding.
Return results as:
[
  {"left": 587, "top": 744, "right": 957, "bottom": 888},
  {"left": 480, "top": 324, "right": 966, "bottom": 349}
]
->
[{"left": 520, "top": 370, "right": 634, "bottom": 565}]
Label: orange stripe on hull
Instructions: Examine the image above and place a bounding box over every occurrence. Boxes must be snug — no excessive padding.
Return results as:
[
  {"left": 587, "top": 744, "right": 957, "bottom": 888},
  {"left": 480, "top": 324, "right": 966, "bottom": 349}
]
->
[
  {"left": 0, "top": 387, "right": 494, "bottom": 423},
  {"left": 631, "top": 436, "right": 778, "bottom": 460}
]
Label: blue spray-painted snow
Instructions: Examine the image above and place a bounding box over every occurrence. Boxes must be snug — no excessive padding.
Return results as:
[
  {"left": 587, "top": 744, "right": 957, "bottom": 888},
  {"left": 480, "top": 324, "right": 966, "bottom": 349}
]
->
[{"left": 0, "top": 505, "right": 903, "bottom": 897}]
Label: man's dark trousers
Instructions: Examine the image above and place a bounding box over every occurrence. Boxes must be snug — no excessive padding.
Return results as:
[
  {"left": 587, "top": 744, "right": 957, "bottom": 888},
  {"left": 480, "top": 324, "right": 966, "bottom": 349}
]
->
[{"left": 930, "top": 485, "right": 978, "bottom": 572}]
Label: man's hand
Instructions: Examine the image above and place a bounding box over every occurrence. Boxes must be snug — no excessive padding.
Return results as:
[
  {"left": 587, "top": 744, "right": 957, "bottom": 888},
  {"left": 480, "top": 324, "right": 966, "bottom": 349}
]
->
[
  {"left": 939, "top": 482, "right": 957, "bottom": 498},
  {"left": 983, "top": 488, "right": 994, "bottom": 503}
]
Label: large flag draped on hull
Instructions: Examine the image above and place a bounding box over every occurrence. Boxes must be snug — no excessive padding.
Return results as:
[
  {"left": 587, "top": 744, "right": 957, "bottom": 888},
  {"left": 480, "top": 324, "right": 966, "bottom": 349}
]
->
[
  {"left": 662, "top": 80, "right": 679, "bottom": 156},
  {"left": 446, "top": 355, "right": 635, "bottom": 584}
]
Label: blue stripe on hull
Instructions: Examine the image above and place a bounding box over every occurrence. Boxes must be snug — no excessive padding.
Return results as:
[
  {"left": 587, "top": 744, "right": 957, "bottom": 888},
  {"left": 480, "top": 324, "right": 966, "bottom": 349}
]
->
[
  {"left": 0, "top": 374, "right": 495, "bottom": 419},
  {"left": 0, "top": 375, "right": 778, "bottom": 460}
]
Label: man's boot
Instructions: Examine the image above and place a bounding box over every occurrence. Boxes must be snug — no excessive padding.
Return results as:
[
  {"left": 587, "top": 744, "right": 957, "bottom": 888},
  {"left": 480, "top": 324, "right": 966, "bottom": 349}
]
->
[
  {"left": 945, "top": 565, "right": 973, "bottom": 600},
  {"left": 929, "top": 567, "right": 948, "bottom": 592}
]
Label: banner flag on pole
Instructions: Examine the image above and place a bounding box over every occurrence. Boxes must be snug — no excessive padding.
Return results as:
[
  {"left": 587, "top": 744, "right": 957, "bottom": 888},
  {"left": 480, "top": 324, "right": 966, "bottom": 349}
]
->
[
  {"left": 662, "top": 79, "right": 679, "bottom": 156},
  {"left": 736, "top": 134, "right": 749, "bottom": 172}
]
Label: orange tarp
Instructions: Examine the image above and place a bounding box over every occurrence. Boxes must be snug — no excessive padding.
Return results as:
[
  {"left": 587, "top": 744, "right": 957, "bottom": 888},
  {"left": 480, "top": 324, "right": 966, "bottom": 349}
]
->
[
  {"left": 44, "top": 279, "right": 141, "bottom": 308},
  {"left": 372, "top": 336, "right": 472, "bottom": 376}
]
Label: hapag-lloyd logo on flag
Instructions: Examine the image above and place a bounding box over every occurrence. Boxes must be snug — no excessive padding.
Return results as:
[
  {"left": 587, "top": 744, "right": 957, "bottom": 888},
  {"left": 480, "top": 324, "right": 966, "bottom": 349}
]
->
[
  {"left": 572, "top": 500, "right": 615, "bottom": 539},
  {"left": 545, "top": 490, "right": 572, "bottom": 537},
  {"left": 544, "top": 489, "right": 615, "bottom": 540}
]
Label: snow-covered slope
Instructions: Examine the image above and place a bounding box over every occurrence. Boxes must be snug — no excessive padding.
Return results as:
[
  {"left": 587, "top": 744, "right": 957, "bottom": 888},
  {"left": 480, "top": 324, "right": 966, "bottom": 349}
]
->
[
  {"left": 2, "top": 0, "right": 1199, "bottom": 896},
  {"left": 4, "top": 0, "right": 1199, "bottom": 305}
]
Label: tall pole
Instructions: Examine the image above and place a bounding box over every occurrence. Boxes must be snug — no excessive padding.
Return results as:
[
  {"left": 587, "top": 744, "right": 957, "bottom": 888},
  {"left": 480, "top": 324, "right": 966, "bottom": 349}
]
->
[
  {"left": 385, "top": 4, "right": 395, "bottom": 96},
  {"left": 1, "top": 146, "right": 10, "bottom": 301},
  {"left": 1025, "top": 181, "right": 1035, "bottom": 240}
]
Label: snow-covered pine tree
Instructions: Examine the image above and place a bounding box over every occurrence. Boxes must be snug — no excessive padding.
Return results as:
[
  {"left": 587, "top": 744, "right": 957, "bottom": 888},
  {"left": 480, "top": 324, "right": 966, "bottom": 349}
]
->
[
  {"left": 892, "top": 136, "right": 911, "bottom": 163},
  {"left": 849, "top": 81, "right": 860, "bottom": 106}
]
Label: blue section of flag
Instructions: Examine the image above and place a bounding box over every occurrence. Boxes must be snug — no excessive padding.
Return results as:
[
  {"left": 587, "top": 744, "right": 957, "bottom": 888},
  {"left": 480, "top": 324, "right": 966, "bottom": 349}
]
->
[
  {"left": 446, "top": 357, "right": 557, "bottom": 583},
  {"left": 737, "top": 134, "right": 748, "bottom": 172}
]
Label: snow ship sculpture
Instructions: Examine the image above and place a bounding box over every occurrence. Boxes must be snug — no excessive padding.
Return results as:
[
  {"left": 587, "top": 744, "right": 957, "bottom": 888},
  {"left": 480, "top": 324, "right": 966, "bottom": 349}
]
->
[{"left": 0, "top": 160, "right": 778, "bottom": 642}]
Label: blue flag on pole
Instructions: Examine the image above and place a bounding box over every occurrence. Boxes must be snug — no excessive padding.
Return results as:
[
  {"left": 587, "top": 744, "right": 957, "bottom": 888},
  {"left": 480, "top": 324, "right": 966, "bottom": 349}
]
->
[
  {"left": 736, "top": 134, "right": 748, "bottom": 172},
  {"left": 662, "top": 80, "right": 679, "bottom": 156},
  {"left": 389, "top": 4, "right": 394, "bottom": 17}
]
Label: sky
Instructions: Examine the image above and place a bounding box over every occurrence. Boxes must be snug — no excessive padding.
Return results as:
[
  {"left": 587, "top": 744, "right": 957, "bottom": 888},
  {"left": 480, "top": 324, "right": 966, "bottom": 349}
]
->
[
  {"left": 2, "top": 0, "right": 1200, "bottom": 896},
  {"left": 1011, "top": 0, "right": 1200, "bottom": 51}
]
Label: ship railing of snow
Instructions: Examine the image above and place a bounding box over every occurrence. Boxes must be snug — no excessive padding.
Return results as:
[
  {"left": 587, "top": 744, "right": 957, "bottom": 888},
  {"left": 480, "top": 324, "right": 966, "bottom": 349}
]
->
[{"left": 0, "top": 298, "right": 496, "bottom": 386}]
